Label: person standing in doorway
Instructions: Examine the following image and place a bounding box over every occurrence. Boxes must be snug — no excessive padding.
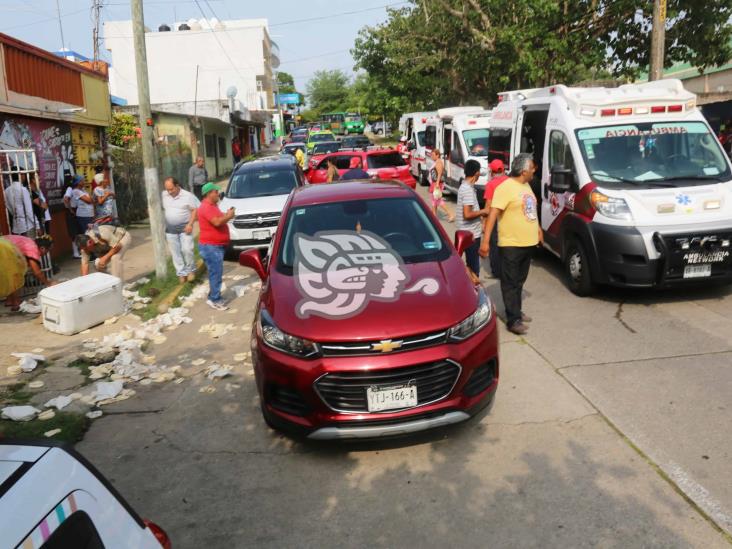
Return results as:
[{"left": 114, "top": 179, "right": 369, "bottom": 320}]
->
[
  {"left": 197, "top": 182, "right": 235, "bottom": 311},
  {"left": 29, "top": 178, "right": 51, "bottom": 235},
  {"left": 232, "top": 138, "right": 242, "bottom": 164},
  {"left": 93, "top": 171, "right": 117, "bottom": 223},
  {"left": 4, "top": 171, "right": 35, "bottom": 237},
  {"left": 479, "top": 153, "right": 542, "bottom": 335},
  {"left": 188, "top": 156, "right": 208, "bottom": 199},
  {"left": 482, "top": 159, "right": 509, "bottom": 279},
  {"left": 456, "top": 160, "right": 488, "bottom": 283},
  {"left": 72, "top": 175, "right": 95, "bottom": 235},
  {"left": 429, "top": 150, "right": 454, "bottom": 222},
  {"left": 162, "top": 177, "right": 199, "bottom": 284}
]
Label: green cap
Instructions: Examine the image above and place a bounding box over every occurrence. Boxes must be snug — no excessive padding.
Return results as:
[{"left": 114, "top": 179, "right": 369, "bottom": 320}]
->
[{"left": 201, "top": 182, "right": 219, "bottom": 196}]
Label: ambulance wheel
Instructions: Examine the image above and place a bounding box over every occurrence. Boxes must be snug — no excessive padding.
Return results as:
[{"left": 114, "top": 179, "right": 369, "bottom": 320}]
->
[{"left": 564, "top": 238, "right": 596, "bottom": 296}]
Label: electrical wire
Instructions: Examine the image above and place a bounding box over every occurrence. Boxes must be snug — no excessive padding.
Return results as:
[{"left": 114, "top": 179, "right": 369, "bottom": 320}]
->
[{"left": 270, "top": 2, "right": 409, "bottom": 27}]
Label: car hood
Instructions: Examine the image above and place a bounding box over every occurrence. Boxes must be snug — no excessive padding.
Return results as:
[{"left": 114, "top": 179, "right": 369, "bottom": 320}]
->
[
  {"left": 221, "top": 193, "right": 289, "bottom": 214},
  {"left": 263, "top": 254, "right": 479, "bottom": 342}
]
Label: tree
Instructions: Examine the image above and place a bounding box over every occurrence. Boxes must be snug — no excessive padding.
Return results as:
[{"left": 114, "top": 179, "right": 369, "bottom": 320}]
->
[
  {"left": 108, "top": 112, "right": 140, "bottom": 147},
  {"left": 305, "top": 70, "right": 351, "bottom": 113},
  {"left": 276, "top": 71, "right": 297, "bottom": 95}
]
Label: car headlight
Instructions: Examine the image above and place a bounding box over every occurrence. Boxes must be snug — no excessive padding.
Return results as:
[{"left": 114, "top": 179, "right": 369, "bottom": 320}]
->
[
  {"left": 448, "top": 288, "right": 492, "bottom": 342},
  {"left": 590, "top": 190, "right": 632, "bottom": 220},
  {"left": 258, "top": 309, "right": 320, "bottom": 358}
]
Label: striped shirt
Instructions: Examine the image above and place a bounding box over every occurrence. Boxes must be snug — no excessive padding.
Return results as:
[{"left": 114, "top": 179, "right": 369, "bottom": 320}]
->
[{"left": 456, "top": 182, "right": 482, "bottom": 239}]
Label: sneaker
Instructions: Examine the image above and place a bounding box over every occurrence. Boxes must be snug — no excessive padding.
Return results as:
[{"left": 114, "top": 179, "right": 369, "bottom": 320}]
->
[
  {"left": 186, "top": 273, "right": 196, "bottom": 282},
  {"left": 206, "top": 299, "right": 229, "bottom": 311},
  {"left": 507, "top": 322, "right": 528, "bottom": 335},
  {"left": 521, "top": 313, "right": 532, "bottom": 323}
]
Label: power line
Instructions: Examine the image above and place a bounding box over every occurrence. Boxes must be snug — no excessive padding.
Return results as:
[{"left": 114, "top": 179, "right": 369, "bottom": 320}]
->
[
  {"left": 270, "top": 2, "right": 409, "bottom": 27},
  {"left": 0, "top": 6, "right": 88, "bottom": 32}
]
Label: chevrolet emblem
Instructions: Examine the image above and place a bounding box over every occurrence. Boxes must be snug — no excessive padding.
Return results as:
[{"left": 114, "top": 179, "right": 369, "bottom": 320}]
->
[{"left": 371, "top": 339, "right": 403, "bottom": 353}]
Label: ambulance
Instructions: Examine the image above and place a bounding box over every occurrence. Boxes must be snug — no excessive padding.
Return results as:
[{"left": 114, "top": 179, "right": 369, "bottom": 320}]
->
[
  {"left": 398, "top": 111, "right": 438, "bottom": 185},
  {"left": 488, "top": 79, "right": 732, "bottom": 295},
  {"left": 425, "top": 107, "right": 493, "bottom": 195}
]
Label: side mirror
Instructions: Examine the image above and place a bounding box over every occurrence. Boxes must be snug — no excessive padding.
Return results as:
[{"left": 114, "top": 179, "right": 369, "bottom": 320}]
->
[
  {"left": 239, "top": 249, "right": 268, "bottom": 281},
  {"left": 219, "top": 191, "right": 226, "bottom": 199},
  {"left": 549, "top": 164, "right": 578, "bottom": 193},
  {"left": 454, "top": 230, "right": 475, "bottom": 256}
]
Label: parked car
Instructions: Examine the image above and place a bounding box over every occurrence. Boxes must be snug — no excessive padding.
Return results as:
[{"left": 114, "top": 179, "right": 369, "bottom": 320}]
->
[
  {"left": 282, "top": 142, "right": 306, "bottom": 157},
  {"left": 306, "top": 141, "right": 342, "bottom": 170},
  {"left": 0, "top": 441, "right": 171, "bottom": 548},
  {"left": 370, "top": 121, "right": 392, "bottom": 135},
  {"left": 306, "top": 130, "right": 337, "bottom": 153},
  {"left": 306, "top": 149, "right": 417, "bottom": 188},
  {"left": 340, "top": 135, "right": 373, "bottom": 149},
  {"left": 239, "top": 181, "right": 499, "bottom": 439},
  {"left": 220, "top": 156, "right": 306, "bottom": 253}
]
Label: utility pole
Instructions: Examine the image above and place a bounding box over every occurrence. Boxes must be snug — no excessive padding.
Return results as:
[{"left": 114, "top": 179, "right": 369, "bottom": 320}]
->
[
  {"left": 131, "top": 0, "right": 168, "bottom": 279},
  {"left": 92, "top": 0, "right": 103, "bottom": 62},
  {"left": 54, "top": 0, "right": 66, "bottom": 51},
  {"left": 649, "top": 0, "right": 667, "bottom": 81}
]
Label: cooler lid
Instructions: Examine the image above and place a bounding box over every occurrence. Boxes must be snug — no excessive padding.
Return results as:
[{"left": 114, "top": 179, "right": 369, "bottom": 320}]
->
[{"left": 39, "top": 273, "right": 121, "bottom": 303}]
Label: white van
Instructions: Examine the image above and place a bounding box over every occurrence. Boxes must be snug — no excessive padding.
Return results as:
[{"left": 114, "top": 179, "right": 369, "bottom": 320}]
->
[
  {"left": 425, "top": 106, "right": 489, "bottom": 194},
  {"left": 488, "top": 79, "right": 732, "bottom": 295},
  {"left": 399, "top": 111, "right": 438, "bottom": 185}
]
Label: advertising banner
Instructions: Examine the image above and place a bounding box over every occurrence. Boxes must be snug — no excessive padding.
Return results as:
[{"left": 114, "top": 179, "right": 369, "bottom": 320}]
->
[{"left": 0, "top": 115, "right": 75, "bottom": 210}]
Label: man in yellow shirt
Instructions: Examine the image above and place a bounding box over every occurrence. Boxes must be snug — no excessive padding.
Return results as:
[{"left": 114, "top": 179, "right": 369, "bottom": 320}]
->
[
  {"left": 479, "top": 153, "right": 543, "bottom": 335},
  {"left": 294, "top": 147, "right": 305, "bottom": 171}
]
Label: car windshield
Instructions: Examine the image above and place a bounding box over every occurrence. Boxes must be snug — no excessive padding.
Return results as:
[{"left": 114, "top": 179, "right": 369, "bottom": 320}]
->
[
  {"left": 345, "top": 115, "right": 362, "bottom": 122},
  {"left": 278, "top": 197, "right": 448, "bottom": 271},
  {"left": 343, "top": 137, "right": 370, "bottom": 148},
  {"left": 576, "top": 121, "right": 731, "bottom": 188},
  {"left": 228, "top": 170, "right": 298, "bottom": 199},
  {"left": 312, "top": 142, "right": 340, "bottom": 154},
  {"left": 463, "top": 129, "right": 489, "bottom": 157},
  {"left": 310, "top": 133, "right": 334, "bottom": 143},
  {"left": 367, "top": 152, "right": 406, "bottom": 169}
]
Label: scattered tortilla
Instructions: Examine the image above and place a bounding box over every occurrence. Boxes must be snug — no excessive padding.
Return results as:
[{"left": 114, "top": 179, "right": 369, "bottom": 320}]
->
[{"left": 44, "top": 428, "right": 62, "bottom": 437}]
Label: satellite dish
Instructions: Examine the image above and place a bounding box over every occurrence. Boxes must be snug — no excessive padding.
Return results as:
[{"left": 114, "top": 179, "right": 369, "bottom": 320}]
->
[{"left": 226, "top": 86, "right": 238, "bottom": 99}]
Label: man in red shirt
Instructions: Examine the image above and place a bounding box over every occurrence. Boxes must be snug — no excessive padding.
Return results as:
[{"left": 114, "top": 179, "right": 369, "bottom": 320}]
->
[
  {"left": 197, "top": 182, "right": 235, "bottom": 311},
  {"left": 483, "top": 159, "right": 509, "bottom": 278}
]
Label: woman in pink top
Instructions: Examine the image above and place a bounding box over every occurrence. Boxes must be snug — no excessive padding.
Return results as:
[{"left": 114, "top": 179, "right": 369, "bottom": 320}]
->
[{"left": 1, "top": 234, "right": 55, "bottom": 311}]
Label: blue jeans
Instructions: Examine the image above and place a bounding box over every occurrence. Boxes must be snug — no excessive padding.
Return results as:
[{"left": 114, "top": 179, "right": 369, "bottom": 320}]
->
[
  {"left": 76, "top": 216, "right": 93, "bottom": 234},
  {"left": 166, "top": 232, "right": 196, "bottom": 276},
  {"left": 464, "top": 236, "right": 481, "bottom": 277},
  {"left": 199, "top": 244, "right": 225, "bottom": 302}
]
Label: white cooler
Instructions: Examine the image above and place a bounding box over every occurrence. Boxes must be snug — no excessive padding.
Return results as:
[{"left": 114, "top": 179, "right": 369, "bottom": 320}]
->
[{"left": 39, "top": 273, "right": 125, "bottom": 335}]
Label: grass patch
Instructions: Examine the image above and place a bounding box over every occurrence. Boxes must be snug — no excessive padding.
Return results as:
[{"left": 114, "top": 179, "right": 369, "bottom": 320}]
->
[
  {"left": 0, "top": 411, "right": 90, "bottom": 443},
  {"left": 0, "top": 383, "right": 33, "bottom": 405},
  {"left": 68, "top": 358, "right": 92, "bottom": 378},
  {"left": 132, "top": 258, "right": 203, "bottom": 320}
]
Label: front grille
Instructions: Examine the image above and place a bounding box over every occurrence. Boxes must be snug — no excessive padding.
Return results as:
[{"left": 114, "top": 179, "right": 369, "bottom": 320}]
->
[
  {"left": 320, "top": 330, "right": 447, "bottom": 357},
  {"left": 655, "top": 231, "right": 732, "bottom": 281},
  {"left": 315, "top": 360, "right": 461, "bottom": 413},
  {"left": 233, "top": 211, "right": 280, "bottom": 229},
  {"left": 463, "top": 360, "right": 497, "bottom": 397},
  {"left": 267, "top": 384, "right": 310, "bottom": 417}
]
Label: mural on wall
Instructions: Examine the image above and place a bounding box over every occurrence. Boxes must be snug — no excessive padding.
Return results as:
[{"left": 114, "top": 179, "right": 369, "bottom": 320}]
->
[{"left": 0, "top": 115, "right": 75, "bottom": 210}]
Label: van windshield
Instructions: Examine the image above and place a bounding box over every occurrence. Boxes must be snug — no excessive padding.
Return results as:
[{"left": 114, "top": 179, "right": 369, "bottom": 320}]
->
[
  {"left": 463, "top": 129, "right": 489, "bottom": 156},
  {"left": 416, "top": 131, "right": 425, "bottom": 147},
  {"left": 576, "top": 121, "right": 731, "bottom": 187}
]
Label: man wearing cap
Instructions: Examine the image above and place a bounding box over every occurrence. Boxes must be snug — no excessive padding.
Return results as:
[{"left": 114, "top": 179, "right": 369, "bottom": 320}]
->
[
  {"left": 76, "top": 224, "right": 132, "bottom": 281},
  {"left": 198, "top": 182, "right": 235, "bottom": 311},
  {"left": 341, "top": 157, "right": 370, "bottom": 180},
  {"left": 482, "top": 159, "right": 509, "bottom": 278}
]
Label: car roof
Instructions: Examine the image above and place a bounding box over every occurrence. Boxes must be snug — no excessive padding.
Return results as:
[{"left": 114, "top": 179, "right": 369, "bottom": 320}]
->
[
  {"left": 309, "top": 130, "right": 334, "bottom": 136},
  {"left": 235, "top": 156, "right": 296, "bottom": 172},
  {"left": 312, "top": 141, "right": 340, "bottom": 146},
  {"left": 321, "top": 148, "right": 396, "bottom": 157},
  {"left": 290, "top": 181, "right": 412, "bottom": 207}
]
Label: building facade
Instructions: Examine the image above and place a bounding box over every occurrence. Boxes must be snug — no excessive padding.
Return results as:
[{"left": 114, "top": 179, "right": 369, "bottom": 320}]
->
[
  {"left": 104, "top": 18, "right": 279, "bottom": 177},
  {"left": 0, "top": 33, "right": 112, "bottom": 255}
]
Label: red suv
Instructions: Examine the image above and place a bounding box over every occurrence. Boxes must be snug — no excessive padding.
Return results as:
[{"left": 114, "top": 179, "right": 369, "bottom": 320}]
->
[
  {"left": 239, "top": 181, "right": 498, "bottom": 439},
  {"left": 306, "top": 149, "right": 417, "bottom": 188}
]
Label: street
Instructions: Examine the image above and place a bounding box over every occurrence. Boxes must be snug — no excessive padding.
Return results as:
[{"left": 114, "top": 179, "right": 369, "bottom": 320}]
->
[{"left": 74, "top": 184, "right": 732, "bottom": 548}]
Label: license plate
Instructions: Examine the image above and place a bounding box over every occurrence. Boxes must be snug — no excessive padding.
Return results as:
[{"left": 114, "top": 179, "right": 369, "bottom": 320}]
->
[
  {"left": 366, "top": 383, "right": 418, "bottom": 412},
  {"left": 253, "top": 229, "right": 270, "bottom": 240},
  {"left": 683, "top": 264, "right": 712, "bottom": 278}
]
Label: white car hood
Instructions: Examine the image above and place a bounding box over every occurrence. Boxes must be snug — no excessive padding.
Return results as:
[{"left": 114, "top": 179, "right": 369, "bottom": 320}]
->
[{"left": 220, "top": 193, "right": 289, "bottom": 215}]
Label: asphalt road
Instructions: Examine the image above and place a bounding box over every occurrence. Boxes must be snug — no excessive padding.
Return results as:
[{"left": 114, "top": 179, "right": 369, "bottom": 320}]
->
[{"left": 78, "top": 182, "right": 732, "bottom": 548}]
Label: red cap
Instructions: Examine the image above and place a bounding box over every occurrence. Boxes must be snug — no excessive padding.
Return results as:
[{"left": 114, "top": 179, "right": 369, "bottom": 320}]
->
[
  {"left": 489, "top": 159, "right": 504, "bottom": 172},
  {"left": 349, "top": 157, "right": 361, "bottom": 169}
]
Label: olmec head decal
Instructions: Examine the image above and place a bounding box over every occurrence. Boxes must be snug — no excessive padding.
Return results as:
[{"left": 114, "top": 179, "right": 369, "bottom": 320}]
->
[{"left": 294, "top": 230, "right": 439, "bottom": 319}]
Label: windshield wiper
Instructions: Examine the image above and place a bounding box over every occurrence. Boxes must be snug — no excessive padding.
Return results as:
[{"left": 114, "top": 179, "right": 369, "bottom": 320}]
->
[
  {"left": 646, "top": 175, "right": 725, "bottom": 183},
  {"left": 589, "top": 172, "right": 637, "bottom": 184}
]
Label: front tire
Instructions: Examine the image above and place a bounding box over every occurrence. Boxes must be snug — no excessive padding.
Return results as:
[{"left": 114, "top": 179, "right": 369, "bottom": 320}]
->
[{"left": 564, "top": 237, "right": 596, "bottom": 296}]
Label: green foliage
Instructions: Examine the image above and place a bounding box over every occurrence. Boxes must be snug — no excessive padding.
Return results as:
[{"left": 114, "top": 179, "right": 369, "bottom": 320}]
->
[
  {"left": 351, "top": 0, "right": 732, "bottom": 112},
  {"left": 306, "top": 70, "right": 352, "bottom": 113},
  {"left": 108, "top": 112, "right": 139, "bottom": 147},
  {"left": 0, "top": 412, "right": 90, "bottom": 443},
  {"left": 277, "top": 71, "right": 298, "bottom": 95}
]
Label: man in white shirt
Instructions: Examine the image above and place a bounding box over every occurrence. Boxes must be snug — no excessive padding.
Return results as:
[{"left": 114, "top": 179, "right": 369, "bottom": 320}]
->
[
  {"left": 4, "top": 174, "right": 36, "bottom": 236},
  {"left": 162, "top": 177, "right": 200, "bottom": 283}
]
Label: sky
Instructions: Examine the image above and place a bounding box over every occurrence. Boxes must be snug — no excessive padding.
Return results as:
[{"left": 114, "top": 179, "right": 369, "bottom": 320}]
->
[{"left": 0, "top": 0, "right": 407, "bottom": 93}]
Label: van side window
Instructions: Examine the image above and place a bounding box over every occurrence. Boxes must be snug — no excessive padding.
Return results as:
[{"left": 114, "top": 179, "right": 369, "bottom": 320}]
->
[
  {"left": 488, "top": 128, "right": 512, "bottom": 167},
  {"left": 549, "top": 131, "right": 576, "bottom": 173},
  {"left": 451, "top": 131, "right": 464, "bottom": 164},
  {"left": 424, "top": 126, "right": 436, "bottom": 149},
  {"left": 41, "top": 511, "right": 105, "bottom": 549}
]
